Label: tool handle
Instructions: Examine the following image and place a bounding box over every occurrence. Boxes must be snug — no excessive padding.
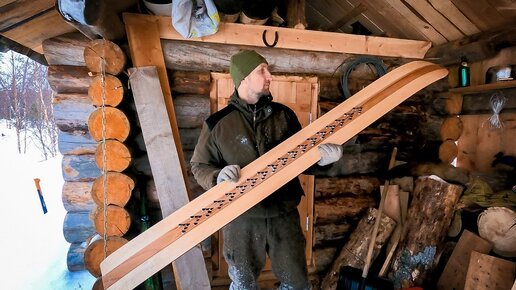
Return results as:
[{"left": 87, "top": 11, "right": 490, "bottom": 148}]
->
[
  {"left": 362, "top": 147, "right": 397, "bottom": 278},
  {"left": 34, "top": 178, "right": 48, "bottom": 214}
]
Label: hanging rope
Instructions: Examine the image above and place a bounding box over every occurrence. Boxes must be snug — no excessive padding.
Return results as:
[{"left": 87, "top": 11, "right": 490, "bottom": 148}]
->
[
  {"left": 484, "top": 91, "right": 506, "bottom": 129},
  {"left": 98, "top": 50, "right": 109, "bottom": 260}
]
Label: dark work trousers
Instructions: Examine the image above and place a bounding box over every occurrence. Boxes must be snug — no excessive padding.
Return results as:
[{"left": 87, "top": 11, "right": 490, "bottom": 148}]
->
[{"left": 223, "top": 209, "right": 310, "bottom": 290}]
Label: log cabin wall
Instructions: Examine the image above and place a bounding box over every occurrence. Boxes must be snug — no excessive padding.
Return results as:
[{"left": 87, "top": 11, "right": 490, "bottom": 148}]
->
[{"left": 43, "top": 31, "right": 469, "bottom": 288}]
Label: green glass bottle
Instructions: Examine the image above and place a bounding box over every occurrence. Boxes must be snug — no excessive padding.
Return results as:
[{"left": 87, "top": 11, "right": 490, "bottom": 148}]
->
[{"left": 458, "top": 56, "right": 470, "bottom": 87}]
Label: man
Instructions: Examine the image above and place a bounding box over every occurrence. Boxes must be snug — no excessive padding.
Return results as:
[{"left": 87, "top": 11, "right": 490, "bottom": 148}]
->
[{"left": 191, "top": 50, "right": 343, "bottom": 290}]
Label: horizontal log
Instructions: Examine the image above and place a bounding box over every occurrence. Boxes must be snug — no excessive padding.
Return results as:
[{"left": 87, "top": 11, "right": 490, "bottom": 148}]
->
[
  {"left": 179, "top": 128, "right": 201, "bottom": 151},
  {"left": 42, "top": 32, "right": 89, "bottom": 66},
  {"left": 313, "top": 246, "right": 338, "bottom": 274},
  {"left": 88, "top": 74, "right": 125, "bottom": 107},
  {"left": 169, "top": 70, "right": 211, "bottom": 95},
  {"left": 62, "top": 154, "right": 101, "bottom": 182},
  {"left": 461, "top": 88, "right": 516, "bottom": 114},
  {"left": 91, "top": 205, "right": 131, "bottom": 237},
  {"left": 173, "top": 95, "right": 210, "bottom": 129},
  {"left": 95, "top": 140, "right": 131, "bottom": 172},
  {"left": 47, "top": 65, "right": 92, "bottom": 93},
  {"left": 315, "top": 176, "right": 381, "bottom": 199},
  {"left": 162, "top": 40, "right": 404, "bottom": 75},
  {"left": 310, "top": 151, "right": 390, "bottom": 176},
  {"left": 314, "top": 195, "right": 375, "bottom": 224},
  {"left": 85, "top": 235, "right": 128, "bottom": 278},
  {"left": 63, "top": 211, "right": 96, "bottom": 243},
  {"left": 313, "top": 221, "right": 353, "bottom": 247},
  {"left": 62, "top": 181, "right": 95, "bottom": 212},
  {"left": 53, "top": 94, "right": 94, "bottom": 133},
  {"left": 67, "top": 241, "right": 88, "bottom": 272},
  {"left": 58, "top": 131, "right": 97, "bottom": 155},
  {"left": 88, "top": 107, "right": 131, "bottom": 142},
  {"left": 91, "top": 172, "right": 134, "bottom": 207}
]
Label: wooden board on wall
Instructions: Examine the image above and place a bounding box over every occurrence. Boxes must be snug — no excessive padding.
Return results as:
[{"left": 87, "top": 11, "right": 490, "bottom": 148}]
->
[{"left": 457, "top": 113, "right": 516, "bottom": 172}]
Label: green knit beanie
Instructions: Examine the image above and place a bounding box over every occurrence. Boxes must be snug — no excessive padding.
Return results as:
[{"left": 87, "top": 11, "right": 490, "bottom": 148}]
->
[{"left": 230, "top": 50, "right": 268, "bottom": 89}]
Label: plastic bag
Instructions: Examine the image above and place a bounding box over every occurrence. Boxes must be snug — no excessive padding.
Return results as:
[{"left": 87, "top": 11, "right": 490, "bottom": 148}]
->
[{"left": 172, "top": 0, "right": 220, "bottom": 38}]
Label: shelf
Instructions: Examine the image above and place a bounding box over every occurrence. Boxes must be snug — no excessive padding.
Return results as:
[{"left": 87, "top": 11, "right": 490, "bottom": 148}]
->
[{"left": 449, "top": 80, "right": 516, "bottom": 94}]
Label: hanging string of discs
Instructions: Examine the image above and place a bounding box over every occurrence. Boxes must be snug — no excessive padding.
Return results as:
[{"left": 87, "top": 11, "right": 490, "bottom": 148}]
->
[{"left": 98, "top": 49, "right": 109, "bottom": 260}]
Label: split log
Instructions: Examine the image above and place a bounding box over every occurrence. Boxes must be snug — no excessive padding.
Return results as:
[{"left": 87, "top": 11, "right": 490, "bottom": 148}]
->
[
  {"left": 169, "top": 70, "right": 211, "bottom": 95},
  {"left": 84, "top": 235, "right": 128, "bottom": 277},
  {"left": 91, "top": 205, "right": 131, "bottom": 237},
  {"left": 313, "top": 247, "right": 338, "bottom": 273},
  {"left": 179, "top": 128, "right": 201, "bottom": 150},
  {"left": 67, "top": 241, "right": 88, "bottom": 271},
  {"left": 440, "top": 116, "right": 463, "bottom": 141},
  {"left": 84, "top": 39, "right": 126, "bottom": 75},
  {"left": 173, "top": 95, "right": 210, "bottom": 129},
  {"left": 314, "top": 195, "right": 375, "bottom": 224},
  {"left": 62, "top": 154, "right": 101, "bottom": 182},
  {"left": 313, "top": 221, "right": 353, "bottom": 246},
  {"left": 439, "top": 140, "right": 458, "bottom": 164},
  {"left": 58, "top": 131, "right": 97, "bottom": 155},
  {"left": 47, "top": 65, "right": 91, "bottom": 94},
  {"left": 88, "top": 107, "right": 130, "bottom": 142},
  {"left": 42, "top": 32, "right": 89, "bottom": 66},
  {"left": 161, "top": 40, "right": 404, "bottom": 75},
  {"left": 321, "top": 208, "right": 397, "bottom": 290},
  {"left": 88, "top": 75, "right": 125, "bottom": 107},
  {"left": 63, "top": 211, "right": 96, "bottom": 243},
  {"left": 91, "top": 172, "right": 134, "bottom": 207},
  {"left": 315, "top": 176, "right": 381, "bottom": 199},
  {"left": 388, "top": 176, "right": 464, "bottom": 289},
  {"left": 53, "top": 94, "right": 94, "bottom": 133},
  {"left": 95, "top": 140, "right": 131, "bottom": 172},
  {"left": 62, "top": 181, "right": 95, "bottom": 212}
]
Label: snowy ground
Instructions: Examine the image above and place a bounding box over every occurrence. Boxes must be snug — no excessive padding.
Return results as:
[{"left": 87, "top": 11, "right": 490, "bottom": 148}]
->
[{"left": 0, "top": 121, "right": 95, "bottom": 290}]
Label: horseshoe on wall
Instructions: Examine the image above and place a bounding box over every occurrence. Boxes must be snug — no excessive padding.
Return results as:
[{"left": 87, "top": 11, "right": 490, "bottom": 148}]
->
[{"left": 262, "top": 30, "right": 279, "bottom": 47}]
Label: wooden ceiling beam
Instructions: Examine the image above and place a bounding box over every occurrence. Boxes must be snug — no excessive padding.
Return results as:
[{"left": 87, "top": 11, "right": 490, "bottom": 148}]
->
[
  {"left": 140, "top": 14, "right": 430, "bottom": 59},
  {"left": 0, "top": 35, "right": 47, "bottom": 65},
  {"left": 286, "top": 0, "right": 308, "bottom": 29},
  {"left": 0, "top": 0, "right": 54, "bottom": 31}
]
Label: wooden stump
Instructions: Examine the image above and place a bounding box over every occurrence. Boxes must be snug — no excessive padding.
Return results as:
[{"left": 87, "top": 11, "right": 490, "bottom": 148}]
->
[
  {"left": 388, "top": 175, "right": 463, "bottom": 289},
  {"left": 88, "top": 107, "right": 130, "bottom": 142},
  {"left": 95, "top": 140, "right": 131, "bottom": 172},
  {"left": 91, "top": 172, "right": 134, "bottom": 207},
  {"left": 321, "top": 208, "right": 397, "bottom": 290},
  {"left": 63, "top": 211, "right": 96, "bottom": 243},
  {"left": 91, "top": 205, "right": 131, "bottom": 237},
  {"left": 62, "top": 181, "right": 95, "bottom": 212},
  {"left": 84, "top": 39, "right": 126, "bottom": 75},
  {"left": 88, "top": 75, "right": 124, "bottom": 107},
  {"left": 84, "top": 235, "right": 128, "bottom": 277}
]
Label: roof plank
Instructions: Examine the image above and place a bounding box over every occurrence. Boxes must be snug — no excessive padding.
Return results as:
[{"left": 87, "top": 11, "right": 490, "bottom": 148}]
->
[
  {"left": 429, "top": 0, "right": 480, "bottom": 35},
  {"left": 405, "top": 0, "right": 464, "bottom": 41},
  {"left": 0, "top": 0, "right": 54, "bottom": 31},
  {"left": 384, "top": 0, "right": 447, "bottom": 44},
  {"left": 450, "top": 0, "right": 506, "bottom": 30}
]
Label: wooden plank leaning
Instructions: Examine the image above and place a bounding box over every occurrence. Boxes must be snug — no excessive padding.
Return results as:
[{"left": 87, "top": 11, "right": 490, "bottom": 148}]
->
[{"left": 101, "top": 61, "right": 448, "bottom": 289}]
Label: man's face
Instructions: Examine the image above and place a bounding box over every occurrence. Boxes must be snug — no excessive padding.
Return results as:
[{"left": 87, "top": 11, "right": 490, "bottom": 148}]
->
[{"left": 241, "top": 63, "right": 272, "bottom": 104}]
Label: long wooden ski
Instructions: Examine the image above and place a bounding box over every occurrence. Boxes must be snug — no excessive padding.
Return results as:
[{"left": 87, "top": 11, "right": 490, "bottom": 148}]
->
[{"left": 101, "top": 61, "right": 448, "bottom": 289}]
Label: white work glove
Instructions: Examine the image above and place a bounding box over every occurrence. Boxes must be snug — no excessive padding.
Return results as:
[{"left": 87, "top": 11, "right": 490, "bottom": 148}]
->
[
  {"left": 217, "top": 165, "right": 241, "bottom": 184},
  {"left": 317, "top": 143, "right": 343, "bottom": 166}
]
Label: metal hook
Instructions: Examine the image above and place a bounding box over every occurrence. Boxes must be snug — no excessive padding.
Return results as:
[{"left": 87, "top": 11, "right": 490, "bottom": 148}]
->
[{"left": 262, "top": 30, "right": 279, "bottom": 47}]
